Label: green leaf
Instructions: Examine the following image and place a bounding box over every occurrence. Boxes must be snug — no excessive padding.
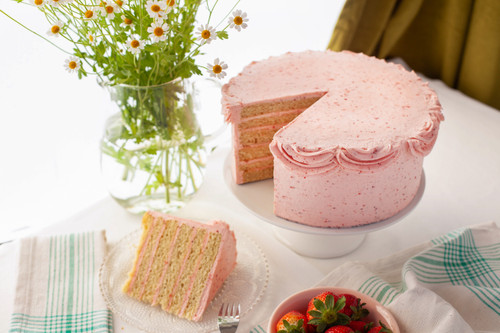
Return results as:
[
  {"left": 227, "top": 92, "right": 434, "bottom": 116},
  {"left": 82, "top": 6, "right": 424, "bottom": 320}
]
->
[{"left": 216, "top": 30, "right": 229, "bottom": 40}]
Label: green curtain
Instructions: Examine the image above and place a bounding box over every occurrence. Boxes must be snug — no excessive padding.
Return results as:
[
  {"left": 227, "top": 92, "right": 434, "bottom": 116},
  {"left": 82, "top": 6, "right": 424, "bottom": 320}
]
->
[{"left": 328, "top": 0, "right": 500, "bottom": 111}]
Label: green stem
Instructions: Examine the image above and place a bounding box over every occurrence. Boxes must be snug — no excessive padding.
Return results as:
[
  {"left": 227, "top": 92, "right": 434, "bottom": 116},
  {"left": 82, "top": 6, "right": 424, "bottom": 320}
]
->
[
  {"left": 0, "top": 9, "right": 72, "bottom": 55},
  {"left": 164, "top": 148, "right": 171, "bottom": 203}
]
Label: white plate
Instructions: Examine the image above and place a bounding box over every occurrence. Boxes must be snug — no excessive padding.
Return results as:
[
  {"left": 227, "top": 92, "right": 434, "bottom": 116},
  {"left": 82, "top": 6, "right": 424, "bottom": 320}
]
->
[
  {"left": 99, "top": 228, "right": 269, "bottom": 333},
  {"left": 223, "top": 154, "right": 425, "bottom": 236}
]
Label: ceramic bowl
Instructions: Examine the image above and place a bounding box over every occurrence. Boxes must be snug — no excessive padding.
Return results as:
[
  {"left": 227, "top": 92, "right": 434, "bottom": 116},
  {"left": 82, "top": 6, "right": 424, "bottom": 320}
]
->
[{"left": 267, "top": 286, "right": 399, "bottom": 333}]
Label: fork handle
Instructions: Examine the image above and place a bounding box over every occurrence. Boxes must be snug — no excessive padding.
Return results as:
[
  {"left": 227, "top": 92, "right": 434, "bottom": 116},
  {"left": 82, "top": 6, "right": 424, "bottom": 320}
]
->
[{"left": 219, "top": 326, "right": 238, "bottom": 333}]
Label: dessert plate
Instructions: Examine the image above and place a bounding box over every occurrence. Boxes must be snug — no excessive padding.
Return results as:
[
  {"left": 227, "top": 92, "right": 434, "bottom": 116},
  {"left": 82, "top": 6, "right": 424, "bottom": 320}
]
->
[
  {"left": 223, "top": 154, "right": 425, "bottom": 236},
  {"left": 99, "top": 228, "right": 269, "bottom": 333}
]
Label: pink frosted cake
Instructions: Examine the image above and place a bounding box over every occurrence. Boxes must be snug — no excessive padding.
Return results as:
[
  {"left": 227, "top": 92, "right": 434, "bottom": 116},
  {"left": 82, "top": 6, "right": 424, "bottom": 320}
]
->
[
  {"left": 222, "top": 50, "right": 443, "bottom": 227},
  {"left": 123, "top": 211, "right": 237, "bottom": 321}
]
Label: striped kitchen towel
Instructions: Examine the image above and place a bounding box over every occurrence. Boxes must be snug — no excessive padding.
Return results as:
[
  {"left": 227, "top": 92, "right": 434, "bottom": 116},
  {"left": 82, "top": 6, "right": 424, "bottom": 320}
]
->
[
  {"left": 9, "top": 230, "right": 112, "bottom": 333},
  {"left": 253, "top": 222, "right": 500, "bottom": 333}
]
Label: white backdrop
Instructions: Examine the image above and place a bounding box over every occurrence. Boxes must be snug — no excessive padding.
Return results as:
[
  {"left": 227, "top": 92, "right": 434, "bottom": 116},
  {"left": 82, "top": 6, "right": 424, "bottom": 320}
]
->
[{"left": 0, "top": 1, "right": 345, "bottom": 237}]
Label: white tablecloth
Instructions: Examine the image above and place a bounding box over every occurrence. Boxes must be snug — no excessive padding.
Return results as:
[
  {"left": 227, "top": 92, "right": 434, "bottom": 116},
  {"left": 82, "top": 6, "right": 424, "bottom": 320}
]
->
[{"left": 1, "top": 77, "right": 499, "bottom": 332}]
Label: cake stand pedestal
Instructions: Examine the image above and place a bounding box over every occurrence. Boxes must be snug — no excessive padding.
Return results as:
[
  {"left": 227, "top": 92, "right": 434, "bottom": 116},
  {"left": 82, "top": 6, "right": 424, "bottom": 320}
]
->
[
  {"left": 224, "top": 155, "right": 425, "bottom": 258},
  {"left": 272, "top": 228, "right": 367, "bottom": 258}
]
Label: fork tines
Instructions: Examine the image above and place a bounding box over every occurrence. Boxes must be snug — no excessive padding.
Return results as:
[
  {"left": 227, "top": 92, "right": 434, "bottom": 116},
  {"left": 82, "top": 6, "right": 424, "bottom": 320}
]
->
[
  {"left": 217, "top": 302, "right": 240, "bottom": 332},
  {"left": 218, "top": 303, "right": 240, "bottom": 319}
]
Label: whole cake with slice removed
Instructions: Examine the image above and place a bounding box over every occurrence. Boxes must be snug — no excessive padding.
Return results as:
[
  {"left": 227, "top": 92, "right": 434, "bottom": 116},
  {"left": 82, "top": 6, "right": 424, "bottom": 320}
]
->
[
  {"left": 222, "top": 50, "right": 443, "bottom": 228},
  {"left": 123, "top": 211, "right": 237, "bottom": 321}
]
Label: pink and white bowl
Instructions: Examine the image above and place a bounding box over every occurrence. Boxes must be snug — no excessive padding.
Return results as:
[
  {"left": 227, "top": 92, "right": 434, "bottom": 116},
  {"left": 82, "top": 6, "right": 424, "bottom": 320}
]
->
[{"left": 267, "top": 286, "right": 400, "bottom": 333}]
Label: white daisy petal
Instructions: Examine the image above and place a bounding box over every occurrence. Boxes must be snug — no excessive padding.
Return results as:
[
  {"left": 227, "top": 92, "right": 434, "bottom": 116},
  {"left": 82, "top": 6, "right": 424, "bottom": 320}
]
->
[
  {"left": 126, "top": 34, "right": 145, "bottom": 54},
  {"left": 207, "top": 58, "right": 228, "bottom": 79},
  {"left": 148, "top": 21, "right": 169, "bottom": 42},
  {"left": 146, "top": 0, "right": 166, "bottom": 19},
  {"left": 228, "top": 9, "right": 249, "bottom": 31},
  {"left": 47, "top": 20, "right": 64, "bottom": 37},
  {"left": 196, "top": 24, "right": 216, "bottom": 45},
  {"left": 64, "top": 56, "right": 81, "bottom": 73}
]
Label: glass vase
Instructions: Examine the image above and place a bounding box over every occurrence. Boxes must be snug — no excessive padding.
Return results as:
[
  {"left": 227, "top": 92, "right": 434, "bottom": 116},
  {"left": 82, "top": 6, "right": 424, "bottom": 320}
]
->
[{"left": 100, "top": 78, "right": 221, "bottom": 214}]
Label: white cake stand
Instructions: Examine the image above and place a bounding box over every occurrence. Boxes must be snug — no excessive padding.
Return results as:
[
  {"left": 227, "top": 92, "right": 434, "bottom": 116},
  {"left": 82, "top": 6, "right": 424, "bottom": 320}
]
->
[{"left": 223, "top": 155, "right": 425, "bottom": 258}]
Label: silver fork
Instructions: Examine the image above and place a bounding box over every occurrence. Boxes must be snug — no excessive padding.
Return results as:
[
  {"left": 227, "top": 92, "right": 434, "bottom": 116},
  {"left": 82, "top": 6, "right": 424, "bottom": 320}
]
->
[{"left": 217, "top": 303, "right": 240, "bottom": 333}]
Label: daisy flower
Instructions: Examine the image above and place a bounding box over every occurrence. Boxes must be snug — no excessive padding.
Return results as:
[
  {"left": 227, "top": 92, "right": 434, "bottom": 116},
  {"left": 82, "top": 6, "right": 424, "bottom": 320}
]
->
[
  {"left": 64, "top": 56, "right": 81, "bottom": 73},
  {"left": 48, "top": 0, "right": 65, "bottom": 7},
  {"left": 47, "top": 20, "right": 64, "bottom": 37},
  {"left": 114, "top": 0, "right": 125, "bottom": 8},
  {"left": 120, "top": 15, "right": 134, "bottom": 29},
  {"left": 196, "top": 24, "right": 216, "bottom": 45},
  {"left": 147, "top": 21, "right": 169, "bottom": 42},
  {"left": 87, "top": 32, "right": 96, "bottom": 45},
  {"left": 207, "top": 58, "right": 228, "bottom": 79},
  {"left": 228, "top": 10, "right": 249, "bottom": 31},
  {"left": 102, "top": 2, "right": 120, "bottom": 19},
  {"left": 126, "top": 34, "right": 145, "bottom": 55},
  {"left": 30, "top": 0, "right": 46, "bottom": 7},
  {"left": 83, "top": 7, "right": 99, "bottom": 20},
  {"left": 146, "top": 0, "right": 166, "bottom": 20},
  {"left": 165, "top": 0, "right": 177, "bottom": 13}
]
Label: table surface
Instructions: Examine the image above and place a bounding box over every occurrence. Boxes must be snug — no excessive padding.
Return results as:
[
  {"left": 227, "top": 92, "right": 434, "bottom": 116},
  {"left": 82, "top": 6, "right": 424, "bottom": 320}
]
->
[
  {"left": 1, "top": 72, "right": 500, "bottom": 332},
  {"left": 2, "top": 1, "right": 500, "bottom": 332}
]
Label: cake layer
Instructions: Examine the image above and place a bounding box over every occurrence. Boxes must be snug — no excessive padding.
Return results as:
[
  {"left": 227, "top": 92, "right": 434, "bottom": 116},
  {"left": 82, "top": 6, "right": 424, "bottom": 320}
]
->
[
  {"left": 238, "top": 109, "right": 303, "bottom": 130},
  {"left": 240, "top": 167, "right": 274, "bottom": 184},
  {"left": 236, "top": 95, "right": 322, "bottom": 120},
  {"left": 123, "top": 212, "right": 237, "bottom": 321},
  {"left": 237, "top": 144, "right": 272, "bottom": 162},
  {"left": 239, "top": 124, "right": 289, "bottom": 146}
]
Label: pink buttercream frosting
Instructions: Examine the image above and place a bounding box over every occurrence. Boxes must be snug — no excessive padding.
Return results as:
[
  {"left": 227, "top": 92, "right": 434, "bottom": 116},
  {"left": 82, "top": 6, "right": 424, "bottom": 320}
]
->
[{"left": 222, "top": 50, "right": 444, "bottom": 227}]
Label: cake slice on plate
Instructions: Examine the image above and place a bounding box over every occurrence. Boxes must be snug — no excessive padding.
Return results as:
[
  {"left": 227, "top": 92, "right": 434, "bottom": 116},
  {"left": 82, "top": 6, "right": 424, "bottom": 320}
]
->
[{"left": 123, "top": 211, "right": 237, "bottom": 321}]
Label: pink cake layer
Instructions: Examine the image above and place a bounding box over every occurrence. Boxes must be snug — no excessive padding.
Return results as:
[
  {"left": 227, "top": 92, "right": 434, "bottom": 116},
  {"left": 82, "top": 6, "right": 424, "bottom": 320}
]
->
[
  {"left": 229, "top": 108, "right": 307, "bottom": 184},
  {"left": 222, "top": 50, "right": 444, "bottom": 227}
]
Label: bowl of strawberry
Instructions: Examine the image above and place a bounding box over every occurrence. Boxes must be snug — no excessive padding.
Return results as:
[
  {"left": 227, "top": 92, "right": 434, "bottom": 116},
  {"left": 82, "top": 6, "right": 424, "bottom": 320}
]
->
[{"left": 268, "top": 287, "right": 399, "bottom": 333}]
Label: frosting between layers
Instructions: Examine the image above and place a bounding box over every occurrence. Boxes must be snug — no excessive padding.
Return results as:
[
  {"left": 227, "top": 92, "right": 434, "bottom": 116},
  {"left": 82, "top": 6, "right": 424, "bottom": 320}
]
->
[{"left": 222, "top": 50, "right": 444, "bottom": 173}]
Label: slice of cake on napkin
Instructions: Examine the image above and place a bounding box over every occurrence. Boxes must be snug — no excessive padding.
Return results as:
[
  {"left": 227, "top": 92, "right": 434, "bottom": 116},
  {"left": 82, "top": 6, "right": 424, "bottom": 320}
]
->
[
  {"left": 123, "top": 211, "right": 237, "bottom": 321},
  {"left": 222, "top": 50, "right": 444, "bottom": 228}
]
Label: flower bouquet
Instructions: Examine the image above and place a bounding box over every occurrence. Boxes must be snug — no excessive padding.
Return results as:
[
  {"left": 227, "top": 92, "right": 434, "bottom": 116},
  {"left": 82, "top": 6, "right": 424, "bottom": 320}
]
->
[{"left": 2, "top": 0, "right": 248, "bottom": 212}]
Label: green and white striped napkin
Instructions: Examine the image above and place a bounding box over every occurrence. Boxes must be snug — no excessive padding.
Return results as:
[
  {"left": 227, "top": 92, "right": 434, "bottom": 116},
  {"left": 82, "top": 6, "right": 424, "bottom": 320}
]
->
[
  {"left": 9, "top": 230, "right": 113, "bottom": 333},
  {"left": 253, "top": 222, "right": 500, "bottom": 333}
]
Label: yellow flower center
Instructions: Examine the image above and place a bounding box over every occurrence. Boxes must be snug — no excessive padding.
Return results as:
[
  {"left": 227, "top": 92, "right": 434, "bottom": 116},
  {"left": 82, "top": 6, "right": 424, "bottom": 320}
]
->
[
  {"left": 105, "top": 5, "right": 114, "bottom": 13},
  {"left": 201, "top": 29, "right": 211, "bottom": 39},
  {"left": 233, "top": 16, "right": 243, "bottom": 25},
  {"left": 124, "top": 17, "right": 133, "bottom": 25},
  {"left": 154, "top": 27, "right": 164, "bottom": 37},
  {"left": 212, "top": 64, "right": 222, "bottom": 74},
  {"left": 130, "top": 40, "right": 140, "bottom": 48},
  {"left": 115, "top": 0, "right": 123, "bottom": 6},
  {"left": 167, "top": 0, "right": 175, "bottom": 6},
  {"left": 88, "top": 35, "right": 94, "bottom": 42},
  {"left": 151, "top": 4, "right": 161, "bottom": 12},
  {"left": 34, "top": 0, "right": 43, "bottom": 5},
  {"left": 51, "top": 25, "right": 60, "bottom": 34},
  {"left": 84, "top": 10, "right": 94, "bottom": 18},
  {"left": 68, "top": 61, "right": 77, "bottom": 69}
]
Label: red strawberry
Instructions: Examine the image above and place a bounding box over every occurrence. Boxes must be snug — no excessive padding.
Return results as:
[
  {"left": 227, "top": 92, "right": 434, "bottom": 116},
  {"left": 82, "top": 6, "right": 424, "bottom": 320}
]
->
[
  {"left": 366, "top": 321, "right": 392, "bottom": 333},
  {"left": 307, "top": 292, "right": 350, "bottom": 332},
  {"left": 276, "top": 310, "right": 308, "bottom": 333},
  {"left": 338, "top": 294, "right": 358, "bottom": 317},
  {"left": 349, "top": 320, "right": 373, "bottom": 332},
  {"left": 325, "top": 326, "right": 354, "bottom": 333},
  {"left": 338, "top": 294, "right": 369, "bottom": 320},
  {"left": 306, "top": 292, "right": 338, "bottom": 323}
]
